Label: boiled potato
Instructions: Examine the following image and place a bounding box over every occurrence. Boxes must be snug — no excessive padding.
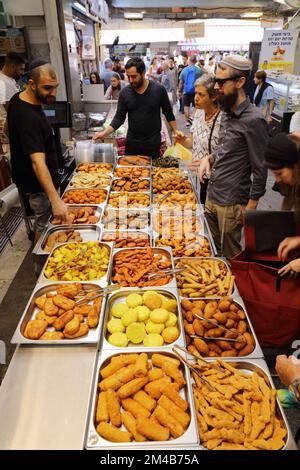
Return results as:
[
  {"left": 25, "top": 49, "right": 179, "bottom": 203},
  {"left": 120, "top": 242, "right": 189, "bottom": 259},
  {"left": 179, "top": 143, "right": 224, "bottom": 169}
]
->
[
  {"left": 107, "top": 319, "right": 125, "bottom": 334},
  {"left": 165, "top": 313, "right": 177, "bottom": 327},
  {"left": 134, "top": 305, "right": 150, "bottom": 322},
  {"left": 126, "top": 322, "right": 146, "bottom": 344},
  {"left": 143, "top": 333, "right": 164, "bottom": 347},
  {"left": 145, "top": 321, "right": 165, "bottom": 335},
  {"left": 162, "top": 326, "right": 180, "bottom": 344},
  {"left": 143, "top": 291, "right": 162, "bottom": 310},
  {"left": 121, "top": 309, "right": 138, "bottom": 327},
  {"left": 150, "top": 308, "right": 169, "bottom": 324},
  {"left": 126, "top": 293, "right": 143, "bottom": 308},
  {"left": 111, "top": 303, "right": 129, "bottom": 318},
  {"left": 108, "top": 332, "right": 128, "bottom": 347}
]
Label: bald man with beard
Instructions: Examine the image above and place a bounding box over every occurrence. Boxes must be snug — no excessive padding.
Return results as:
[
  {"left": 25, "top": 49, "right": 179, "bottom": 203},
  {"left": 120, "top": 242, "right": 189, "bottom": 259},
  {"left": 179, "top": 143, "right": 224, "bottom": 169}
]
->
[{"left": 7, "top": 59, "right": 69, "bottom": 242}]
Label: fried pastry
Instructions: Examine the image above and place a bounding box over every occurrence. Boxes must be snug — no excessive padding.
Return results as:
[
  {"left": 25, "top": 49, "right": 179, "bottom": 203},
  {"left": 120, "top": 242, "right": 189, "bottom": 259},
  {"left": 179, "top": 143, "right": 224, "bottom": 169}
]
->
[
  {"left": 40, "top": 331, "right": 64, "bottom": 340},
  {"left": 53, "top": 310, "right": 74, "bottom": 330},
  {"left": 64, "top": 323, "right": 89, "bottom": 339},
  {"left": 52, "top": 295, "right": 75, "bottom": 311},
  {"left": 24, "top": 319, "right": 48, "bottom": 339},
  {"left": 44, "top": 298, "right": 59, "bottom": 316},
  {"left": 35, "top": 296, "right": 46, "bottom": 310},
  {"left": 64, "top": 314, "right": 80, "bottom": 336},
  {"left": 36, "top": 311, "right": 57, "bottom": 326}
]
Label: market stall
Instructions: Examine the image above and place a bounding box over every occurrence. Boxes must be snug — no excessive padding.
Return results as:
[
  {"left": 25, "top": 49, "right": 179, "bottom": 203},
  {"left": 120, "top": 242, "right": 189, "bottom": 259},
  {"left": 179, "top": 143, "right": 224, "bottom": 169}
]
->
[{"left": 0, "top": 151, "right": 297, "bottom": 451}]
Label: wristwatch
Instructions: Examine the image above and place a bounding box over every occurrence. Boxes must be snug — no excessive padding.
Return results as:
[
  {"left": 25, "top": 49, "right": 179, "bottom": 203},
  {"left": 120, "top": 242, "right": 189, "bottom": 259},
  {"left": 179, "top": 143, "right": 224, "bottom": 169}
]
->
[{"left": 288, "top": 378, "right": 300, "bottom": 401}]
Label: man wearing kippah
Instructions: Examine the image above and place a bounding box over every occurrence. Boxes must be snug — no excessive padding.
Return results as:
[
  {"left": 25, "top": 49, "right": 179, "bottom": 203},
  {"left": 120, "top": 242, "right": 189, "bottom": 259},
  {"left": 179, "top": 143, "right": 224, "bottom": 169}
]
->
[
  {"left": 197, "top": 55, "right": 269, "bottom": 260},
  {"left": 7, "top": 59, "right": 69, "bottom": 242}
]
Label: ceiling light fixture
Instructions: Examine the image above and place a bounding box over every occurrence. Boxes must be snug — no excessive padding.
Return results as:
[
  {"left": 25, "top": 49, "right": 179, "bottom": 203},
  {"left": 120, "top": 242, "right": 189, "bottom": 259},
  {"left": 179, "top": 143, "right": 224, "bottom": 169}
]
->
[{"left": 124, "top": 12, "right": 144, "bottom": 19}]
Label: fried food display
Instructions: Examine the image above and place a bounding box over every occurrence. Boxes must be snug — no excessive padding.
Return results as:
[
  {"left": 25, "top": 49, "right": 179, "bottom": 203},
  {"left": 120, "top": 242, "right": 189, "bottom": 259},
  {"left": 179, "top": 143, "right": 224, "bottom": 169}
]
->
[
  {"left": 51, "top": 206, "right": 99, "bottom": 225},
  {"left": 95, "top": 352, "right": 190, "bottom": 442},
  {"left": 106, "top": 291, "right": 180, "bottom": 347},
  {"left": 70, "top": 172, "right": 111, "bottom": 189},
  {"left": 153, "top": 177, "right": 192, "bottom": 194},
  {"left": 152, "top": 168, "right": 183, "bottom": 179},
  {"left": 23, "top": 283, "right": 103, "bottom": 340},
  {"left": 44, "top": 241, "right": 110, "bottom": 281},
  {"left": 43, "top": 230, "right": 83, "bottom": 252},
  {"left": 154, "top": 193, "right": 198, "bottom": 212},
  {"left": 114, "top": 167, "right": 150, "bottom": 178},
  {"left": 112, "top": 178, "right": 150, "bottom": 192},
  {"left": 76, "top": 163, "right": 113, "bottom": 174},
  {"left": 175, "top": 259, "right": 234, "bottom": 297},
  {"left": 107, "top": 192, "right": 150, "bottom": 209},
  {"left": 62, "top": 189, "right": 107, "bottom": 205},
  {"left": 118, "top": 156, "right": 151, "bottom": 166},
  {"left": 112, "top": 248, "right": 173, "bottom": 287},
  {"left": 192, "top": 359, "right": 287, "bottom": 450},
  {"left": 153, "top": 212, "right": 204, "bottom": 236},
  {"left": 156, "top": 235, "right": 211, "bottom": 258},
  {"left": 102, "top": 210, "right": 149, "bottom": 230},
  {"left": 181, "top": 298, "right": 255, "bottom": 357},
  {"left": 101, "top": 231, "right": 150, "bottom": 248}
]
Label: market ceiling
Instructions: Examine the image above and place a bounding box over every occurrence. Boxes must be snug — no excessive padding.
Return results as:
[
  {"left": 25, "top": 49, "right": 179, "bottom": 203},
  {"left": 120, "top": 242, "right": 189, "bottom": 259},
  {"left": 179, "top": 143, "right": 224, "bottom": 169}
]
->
[{"left": 106, "top": 0, "right": 297, "bottom": 20}]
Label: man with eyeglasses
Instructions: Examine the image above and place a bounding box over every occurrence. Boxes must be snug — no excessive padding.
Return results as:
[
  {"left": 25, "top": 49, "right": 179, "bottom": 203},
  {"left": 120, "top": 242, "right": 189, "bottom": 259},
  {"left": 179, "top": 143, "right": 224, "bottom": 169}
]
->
[{"left": 197, "top": 56, "right": 268, "bottom": 260}]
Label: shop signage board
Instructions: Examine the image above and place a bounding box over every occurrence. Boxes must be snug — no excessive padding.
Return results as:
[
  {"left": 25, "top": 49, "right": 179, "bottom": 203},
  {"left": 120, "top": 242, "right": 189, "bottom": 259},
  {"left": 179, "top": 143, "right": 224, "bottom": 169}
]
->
[
  {"left": 184, "top": 22, "right": 205, "bottom": 39},
  {"left": 82, "top": 35, "right": 96, "bottom": 59},
  {"left": 259, "top": 29, "right": 299, "bottom": 73}
]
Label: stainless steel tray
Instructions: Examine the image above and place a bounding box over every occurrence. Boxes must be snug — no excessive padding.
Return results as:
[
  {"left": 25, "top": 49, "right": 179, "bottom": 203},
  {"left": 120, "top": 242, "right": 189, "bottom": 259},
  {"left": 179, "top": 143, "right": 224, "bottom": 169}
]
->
[
  {"left": 114, "top": 166, "right": 151, "bottom": 179},
  {"left": 181, "top": 296, "right": 263, "bottom": 359},
  {"left": 154, "top": 233, "right": 214, "bottom": 259},
  {"left": 49, "top": 205, "right": 102, "bottom": 227},
  {"left": 116, "top": 155, "right": 151, "bottom": 167},
  {"left": 152, "top": 192, "right": 202, "bottom": 214},
  {"left": 174, "top": 256, "right": 236, "bottom": 297},
  {"left": 66, "top": 175, "right": 112, "bottom": 191},
  {"left": 107, "top": 191, "right": 151, "bottom": 210},
  {"left": 111, "top": 177, "right": 151, "bottom": 193},
  {"left": 101, "top": 208, "right": 151, "bottom": 231},
  {"left": 85, "top": 349, "right": 199, "bottom": 449},
  {"left": 33, "top": 225, "right": 102, "bottom": 255},
  {"left": 101, "top": 287, "right": 185, "bottom": 351},
  {"left": 110, "top": 246, "right": 177, "bottom": 289},
  {"left": 75, "top": 162, "right": 114, "bottom": 174},
  {"left": 152, "top": 211, "right": 206, "bottom": 237},
  {"left": 11, "top": 282, "right": 107, "bottom": 345},
  {"left": 39, "top": 241, "right": 113, "bottom": 287},
  {"left": 189, "top": 357, "right": 297, "bottom": 451},
  {"left": 100, "top": 229, "right": 152, "bottom": 249},
  {"left": 61, "top": 188, "right": 109, "bottom": 212}
]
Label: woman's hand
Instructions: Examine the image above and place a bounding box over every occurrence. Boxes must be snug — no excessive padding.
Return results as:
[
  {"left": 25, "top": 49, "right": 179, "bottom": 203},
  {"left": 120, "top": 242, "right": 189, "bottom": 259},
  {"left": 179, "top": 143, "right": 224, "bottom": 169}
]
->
[
  {"left": 278, "top": 258, "right": 300, "bottom": 277},
  {"left": 197, "top": 155, "right": 211, "bottom": 183},
  {"left": 275, "top": 355, "right": 300, "bottom": 387},
  {"left": 278, "top": 236, "right": 300, "bottom": 261},
  {"left": 174, "top": 130, "right": 186, "bottom": 145}
]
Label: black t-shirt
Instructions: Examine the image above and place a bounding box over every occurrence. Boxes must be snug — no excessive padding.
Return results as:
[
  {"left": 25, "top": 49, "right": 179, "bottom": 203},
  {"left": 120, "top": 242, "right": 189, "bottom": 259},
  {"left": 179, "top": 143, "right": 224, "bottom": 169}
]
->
[
  {"left": 110, "top": 81, "right": 175, "bottom": 148},
  {"left": 7, "top": 93, "right": 59, "bottom": 193}
]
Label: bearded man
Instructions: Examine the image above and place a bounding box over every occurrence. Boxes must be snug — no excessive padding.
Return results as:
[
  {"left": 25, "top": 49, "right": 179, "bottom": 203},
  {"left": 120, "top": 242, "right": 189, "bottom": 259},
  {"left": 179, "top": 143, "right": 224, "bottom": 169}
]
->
[
  {"left": 7, "top": 59, "right": 69, "bottom": 241},
  {"left": 197, "top": 56, "right": 269, "bottom": 260},
  {"left": 93, "top": 57, "right": 177, "bottom": 158}
]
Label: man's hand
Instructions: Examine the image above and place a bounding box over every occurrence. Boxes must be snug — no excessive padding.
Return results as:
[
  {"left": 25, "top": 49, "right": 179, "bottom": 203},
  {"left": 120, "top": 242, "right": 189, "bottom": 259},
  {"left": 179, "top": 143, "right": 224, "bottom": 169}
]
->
[
  {"left": 278, "top": 236, "right": 300, "bottom": 261},
  {"left": 51, "top": 199, "right": 70, "bottom": 224},
  {"left": 93, "top": 130, "right": 106, "bottom": 142},
  {"left": 197, "top": 156, "right": 211, "bottom": 183},
  {"left": 246, "top": 199, "right": 258, "bottom": 210},
  {"left": 275, "top": 355, "right": 300, "bottom": 387}
]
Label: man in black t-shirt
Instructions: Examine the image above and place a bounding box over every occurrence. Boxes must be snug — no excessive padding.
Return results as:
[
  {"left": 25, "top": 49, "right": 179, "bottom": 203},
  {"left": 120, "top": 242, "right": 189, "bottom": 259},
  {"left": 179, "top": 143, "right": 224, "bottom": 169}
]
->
[
  {"left": 7, "top": 60, "right": 69, "bottom": 241},
  {"left": 93, "top": 57, "right": 177, "bottom": 158}
]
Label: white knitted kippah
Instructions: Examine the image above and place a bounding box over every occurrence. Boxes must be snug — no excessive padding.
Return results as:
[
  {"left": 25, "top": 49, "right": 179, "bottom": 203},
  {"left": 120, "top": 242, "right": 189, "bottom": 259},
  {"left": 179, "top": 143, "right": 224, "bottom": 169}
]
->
[{"left": 220, "top": 55, "right": 252, "bottom": 71}]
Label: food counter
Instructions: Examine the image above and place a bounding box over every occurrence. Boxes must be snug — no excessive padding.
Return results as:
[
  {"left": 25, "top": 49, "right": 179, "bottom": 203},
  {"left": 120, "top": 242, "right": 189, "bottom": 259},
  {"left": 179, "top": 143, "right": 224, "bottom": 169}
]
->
[{"left": 0, "top": 153, "right": 297, "bottom": 450}]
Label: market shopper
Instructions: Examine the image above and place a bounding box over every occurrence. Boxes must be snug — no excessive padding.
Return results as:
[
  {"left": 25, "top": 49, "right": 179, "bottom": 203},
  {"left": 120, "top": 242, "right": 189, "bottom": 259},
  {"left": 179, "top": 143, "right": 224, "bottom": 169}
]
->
[
  {"left": 276, "top": 355, "right": 300, "bottom": 403},
  {"left": 253, "top": 70, "right": 274, "bottom": 124},
  {"left": 104, "top": 73, "right": 124, "bottom": 100},
  {"left": 168, "top": 56, "right": 178, "bottom": 107},
  {"left": 197, "top": 56, "right": 269, "bottom": 260},
  {"left": 93, "top": 57, "right": 176, "bottom": 159},
  {"left": 178, "top": 56, "right": 203, "bottom": 128},
  {"left": 100, "top": 60, "right": 115, "bottom": 92},
  {"left": 7, "top": 60, "right": 69, "bottom": 241},
  {"left": 0, "top": 51, "right": 25, "bottom": 111},
  {"left": 174, "top": 74, "right": 221, "bottom": 205},
  {"left": 89, "top": 71, "right": 102, "bottom": 84}
]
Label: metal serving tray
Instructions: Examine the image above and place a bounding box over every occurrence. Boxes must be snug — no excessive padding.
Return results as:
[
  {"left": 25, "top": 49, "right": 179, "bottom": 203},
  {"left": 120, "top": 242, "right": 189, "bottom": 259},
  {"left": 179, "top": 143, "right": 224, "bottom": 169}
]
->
[
  {"left": 154, "top": 233, "right": 214, "bottom": 259},
  {"left": 174, "top": 256, "right": 236, "bottom": 297},
  {"left": 66, "top": 174, "right": 112, "bottom": 191},
  {"left": 116, "top": 155, "right": 151, "bottom": 167},
  {"left": 61, "top": 188, "right": 109, "bottom": 212},
  {"left": 33, "top": 224, "right": 102, "bottom": 255},
  {"left": 49, "top": 205, "right": 102, "bottom": 227},
  {"left": 11, "top": 282, "right": 107, "bottom": 345},
  {"left": 110, "top": 246, "right": 177, "bottom": 289},
  {"left": 152, "top": 211, "right": 206, "bottom": 237},
  {"left": 152, "top": 192, "right": 201, "bottom": 213},
  {"left": 85, "top": 349, "right": 199, "bottom": 450},
  {"left": 189, "top": 357, "right": 297, "bottom": 451},
  {"left": 39, "top": 241, "right": 113, "bottom": 288},
  {"left": 101, "top": 287, "right": 185, "bottom": 351},
  {"left": 181, "top": 296, "right": 263, "bottom": 359},
  {"left": 100, "top": 229, "right": 152, "bottom": 249},
  {"left": 101, "top": 208, "right": 151, "bottom": 231},
  {"left": 107, "top": 191, "right": 151, "bottom": 210},
  {"left": 113, "top": 166, "right": 151, "bottom": 179},
  {"left": 111, "top": 177, "right": 151, "bottom": 193},
  {"left": 75, "top": 162, "right": 114, "bottom": 174}
]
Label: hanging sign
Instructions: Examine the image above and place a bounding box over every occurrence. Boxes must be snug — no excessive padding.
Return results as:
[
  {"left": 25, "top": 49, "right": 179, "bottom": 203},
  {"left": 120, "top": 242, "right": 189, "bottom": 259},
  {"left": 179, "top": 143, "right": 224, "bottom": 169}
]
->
[
  {"left": 184, "top": 22, "right": 205, "bottom": 39},
  {"left": 82, "top": 35, "right": 96, "bottom": 59},
  {"left": 259, "top": 29, "right": 299, "bottom": 73}
]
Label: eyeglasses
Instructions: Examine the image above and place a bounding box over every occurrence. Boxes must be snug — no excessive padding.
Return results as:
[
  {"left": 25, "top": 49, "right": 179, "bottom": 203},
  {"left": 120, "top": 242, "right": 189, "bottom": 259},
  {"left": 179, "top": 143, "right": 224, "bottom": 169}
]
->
[{"left": 214, "top": 75, "right": 241, "bottom": 86}]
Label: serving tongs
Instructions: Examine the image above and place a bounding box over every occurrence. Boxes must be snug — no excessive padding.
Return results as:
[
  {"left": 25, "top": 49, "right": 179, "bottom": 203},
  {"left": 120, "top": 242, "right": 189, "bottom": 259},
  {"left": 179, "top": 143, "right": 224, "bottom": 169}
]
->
[
  {"left": 75, "top": 284, "right": 120, "bottom": 305},
  {"left": 55, "top": 247, "right": 88, "bottom": 275},
  {"left": 122, "top": 158, "right": 148, "bottom": 167},
  {"left": 147, "top": 267, "right": 186, "bottom": 280},
  {"left": 172, "top": 345, "right": 218, "bottom": 392},
  {"left": 190, "top": 334, "right": 245, "bottom": 344},
  {"left": 173, "top": 345, "right": 224, "bottom": 373},
  {"left": 158, "top": 191, "right": 172, "bottom": 203},
  {"left": 192, "top": 311, "right": 239, "bottom": 337}
]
